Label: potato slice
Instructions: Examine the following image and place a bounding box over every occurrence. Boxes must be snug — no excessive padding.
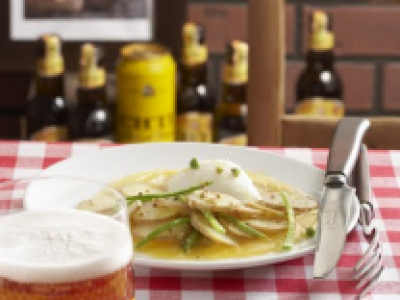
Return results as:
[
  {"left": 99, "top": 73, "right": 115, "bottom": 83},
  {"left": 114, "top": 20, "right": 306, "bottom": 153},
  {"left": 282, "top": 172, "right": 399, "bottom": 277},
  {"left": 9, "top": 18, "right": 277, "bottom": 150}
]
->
[
  {"left": 294, "top": 223, "right": 307, "bottom": 243},
  {"left": 246, "top": 201, "right": 285, "bottom": 218},
  {"left": 121, "top": 183, "right": 163, "bottom": 197},
  {"left": 243, "top": 219, "right": 288, "bottom": 231},
  {"left": 296, "top": 209, "right": 318, "bottom": 229},
  {"left": 132, "top": 201, "right": 180, "bottom": 223},
  {"left": 219, "top": 219, "right": 252, "bottom": 239},
  {"left": 187, "top": 190, "right": 263, "bottom": 218},
  {"left": 191, "top": 212, "right": 237, "bottom": 246},
  {"left": 259, "top": 192, "right": 317, "bottom": 210},
  {"left": 122, "top": 183, "right": 185, "bottom": 221},
  {"left": 152, "top": 198, "right": 191, "bottom": 213},
  {"left": 131, "top": 221, "right": 191, "bottom": 240},
  {"left": 77, "top": 191, "right": 119, "bottom": 216}
]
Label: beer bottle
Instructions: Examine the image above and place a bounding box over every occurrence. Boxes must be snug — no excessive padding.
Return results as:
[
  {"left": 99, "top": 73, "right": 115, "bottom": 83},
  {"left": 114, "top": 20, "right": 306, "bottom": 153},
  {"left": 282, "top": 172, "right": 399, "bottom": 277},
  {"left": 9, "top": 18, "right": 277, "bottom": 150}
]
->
[
  {"left": 177, "top": 23, "right": 215, "bottom": 142},
  {"left": 214, "top": 40, "right": 248, "bottom": 145},
  {"left": 26, "top": 34, "right": 69, "bottom": 141},
  {"left": 69, "top": 43, "right": 113, "bottom": 142},
  {"left": 296, "top": 10, "right": 344, "bottom": 116}
]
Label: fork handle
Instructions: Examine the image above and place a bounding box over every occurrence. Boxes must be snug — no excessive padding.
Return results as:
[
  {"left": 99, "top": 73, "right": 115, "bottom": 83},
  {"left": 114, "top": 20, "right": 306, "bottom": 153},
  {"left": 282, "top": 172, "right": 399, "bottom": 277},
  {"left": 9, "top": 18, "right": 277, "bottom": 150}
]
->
[
  {"left": 355, "top": 144, "right": 374, "bottom": 226},
  {"left": 355, "top": 145, "right": 372, "bottom": 205}
]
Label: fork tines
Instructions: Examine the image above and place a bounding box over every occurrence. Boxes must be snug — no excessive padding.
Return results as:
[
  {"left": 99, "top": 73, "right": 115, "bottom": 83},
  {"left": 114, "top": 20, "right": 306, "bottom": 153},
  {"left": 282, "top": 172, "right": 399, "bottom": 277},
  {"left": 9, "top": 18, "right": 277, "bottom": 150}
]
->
[{"left": 354, "top": 203, "right": 385, "bottom": 299}]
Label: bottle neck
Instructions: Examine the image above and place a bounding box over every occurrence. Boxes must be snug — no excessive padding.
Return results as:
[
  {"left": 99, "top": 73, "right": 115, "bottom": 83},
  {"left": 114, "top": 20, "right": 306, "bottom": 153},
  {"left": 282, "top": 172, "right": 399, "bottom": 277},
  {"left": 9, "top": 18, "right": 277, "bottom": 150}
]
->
[
  {"left": 222, "top": 82, "right": 247, "bottom": 104},
  {"left": 77, "top": 86, "right": 107, "bottom": 105},
  {"left": 35, "top": 73, "right": 64, "bottom": 98},
  {"left": 306, "top": 50, "right": 335, "bottom": 70},
  {"left": 180, "top": 62, "right": 207, "bottom": 85}
]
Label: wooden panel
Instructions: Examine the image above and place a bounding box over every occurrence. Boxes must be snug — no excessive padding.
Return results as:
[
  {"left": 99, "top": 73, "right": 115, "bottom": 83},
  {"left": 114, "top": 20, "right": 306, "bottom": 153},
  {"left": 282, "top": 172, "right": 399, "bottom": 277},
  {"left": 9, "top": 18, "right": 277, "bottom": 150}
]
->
[
  {"left": 282, "top": 115, "right": 400, "bottom": 150},
  {"left": 247, "top": 0, "right": 285, "bottom": 147}
]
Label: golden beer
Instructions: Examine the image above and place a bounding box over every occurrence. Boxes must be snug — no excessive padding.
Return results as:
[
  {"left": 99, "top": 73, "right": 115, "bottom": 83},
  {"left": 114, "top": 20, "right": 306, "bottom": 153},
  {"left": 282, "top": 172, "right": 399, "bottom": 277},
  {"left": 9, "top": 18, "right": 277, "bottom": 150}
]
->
[
  {"left": 0, "top": 210, "right": 134, "bottom": 300},
  {"left": 116, "top": 44, "right": 176, "bottom": 143}
]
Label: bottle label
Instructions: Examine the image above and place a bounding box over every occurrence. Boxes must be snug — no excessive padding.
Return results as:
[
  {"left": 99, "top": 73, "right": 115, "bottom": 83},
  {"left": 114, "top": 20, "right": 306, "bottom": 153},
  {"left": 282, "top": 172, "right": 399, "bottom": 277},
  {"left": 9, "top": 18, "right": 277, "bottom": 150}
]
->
[
  {"left": 218, "top": 132, "right": 247, "bottom": 146},
  {"left": 177, "top": 112, "right": 213, "bottom": 142},
  {"left": 295, "top": 98, "right": 344, "bottom": 116},
  {"left": 30, "top": 126, "right": 68, "bottom": 142}
]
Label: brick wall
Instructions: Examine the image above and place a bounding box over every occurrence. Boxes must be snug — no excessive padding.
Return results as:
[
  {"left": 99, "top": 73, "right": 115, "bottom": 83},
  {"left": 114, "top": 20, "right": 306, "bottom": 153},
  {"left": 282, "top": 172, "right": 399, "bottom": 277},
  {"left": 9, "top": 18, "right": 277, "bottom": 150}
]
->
[{"left": 188, "top": 0, "right": 400, "bottom": 116}]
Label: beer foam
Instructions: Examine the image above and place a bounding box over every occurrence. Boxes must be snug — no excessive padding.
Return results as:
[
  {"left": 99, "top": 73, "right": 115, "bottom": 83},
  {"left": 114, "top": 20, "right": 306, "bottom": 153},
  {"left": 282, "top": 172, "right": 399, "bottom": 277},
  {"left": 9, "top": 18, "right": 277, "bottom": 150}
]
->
[{"left": 0, "top": 209, "right": 133, "bottom": 283}]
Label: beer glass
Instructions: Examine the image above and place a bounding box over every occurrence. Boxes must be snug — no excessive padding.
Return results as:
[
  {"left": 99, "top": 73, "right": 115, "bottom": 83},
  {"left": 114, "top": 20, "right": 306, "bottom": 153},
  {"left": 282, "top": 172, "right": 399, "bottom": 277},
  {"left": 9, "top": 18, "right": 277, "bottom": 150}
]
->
[{"left": 0, "top": 176, "right": 134, "bottom": 300}]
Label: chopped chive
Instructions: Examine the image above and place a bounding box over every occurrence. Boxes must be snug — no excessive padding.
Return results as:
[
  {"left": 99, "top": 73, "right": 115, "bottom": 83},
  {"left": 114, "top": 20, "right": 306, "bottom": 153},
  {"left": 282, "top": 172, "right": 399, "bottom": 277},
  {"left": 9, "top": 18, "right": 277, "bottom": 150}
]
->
[
  {"left": 182, "top": 229, "right": 201, "bottom": 253},
  {"left": 126, "top": 181, "right": 212, "bottom": 205},
  {"left": 281, "top": 193, "right": 295, "bottom": 251},
  {"left": 306, "top": 227, "right": 316, "bottom": 238},
  {"left": 190, "top": 158, "right": 200, "bottom": 169},
  {"left": 216, "top": 166, "right": 224, "bottom": 175},
  {"left": 231, "top": 168, "right": 240, "bottom": 177},
  {"left": 220, "top": 214, "right": 268, "bottom": 239},
  {"left": 136, "top": 217, "right": 190, "bottom": 248},
  {"left": 203, "top": 211, "right": 226, "bottom": 234}
]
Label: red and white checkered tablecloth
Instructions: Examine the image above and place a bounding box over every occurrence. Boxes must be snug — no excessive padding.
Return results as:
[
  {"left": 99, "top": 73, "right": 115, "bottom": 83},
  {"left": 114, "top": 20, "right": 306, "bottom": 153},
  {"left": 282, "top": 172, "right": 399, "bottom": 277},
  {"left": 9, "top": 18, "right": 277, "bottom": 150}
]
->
[{"left": 0, "top": 141, "right": 399, "bottom": 300}]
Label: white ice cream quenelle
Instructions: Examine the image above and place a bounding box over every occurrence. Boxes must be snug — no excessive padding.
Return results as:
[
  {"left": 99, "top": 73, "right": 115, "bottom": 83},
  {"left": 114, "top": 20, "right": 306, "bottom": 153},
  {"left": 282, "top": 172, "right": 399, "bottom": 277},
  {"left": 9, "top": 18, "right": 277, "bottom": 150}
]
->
[
  {"left": 167, "top": 159, "right": 262, "bottom": 201},
  {"left": 0, "top": 210, "right": 132, "bottom": 283}
]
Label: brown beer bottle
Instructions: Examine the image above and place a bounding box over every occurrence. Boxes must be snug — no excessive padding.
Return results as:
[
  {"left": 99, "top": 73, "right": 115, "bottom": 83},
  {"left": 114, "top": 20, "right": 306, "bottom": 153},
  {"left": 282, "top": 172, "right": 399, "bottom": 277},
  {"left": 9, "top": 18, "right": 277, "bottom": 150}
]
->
[
  {"left": 214, "top": 40, "right": 248, "bottom": 145},
  {"left": 26, "top": 34, "right": 69, "bottom": 141},
  {"left": 69, "top": 43, "right": 113, "bottom": 142},
  {"left": 296, "top": 10, "right": 344, "bottom": 116},
  {"left": 176, "top": 23, "right": 215, "bottom": 142}
]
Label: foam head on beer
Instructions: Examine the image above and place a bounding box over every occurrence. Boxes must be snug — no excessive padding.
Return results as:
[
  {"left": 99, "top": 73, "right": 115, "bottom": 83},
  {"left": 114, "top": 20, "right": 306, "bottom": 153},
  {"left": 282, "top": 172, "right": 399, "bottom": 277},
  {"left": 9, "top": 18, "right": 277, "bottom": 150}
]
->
[{"left": 0, "top": 209, "right": 133, "bottom": 283}]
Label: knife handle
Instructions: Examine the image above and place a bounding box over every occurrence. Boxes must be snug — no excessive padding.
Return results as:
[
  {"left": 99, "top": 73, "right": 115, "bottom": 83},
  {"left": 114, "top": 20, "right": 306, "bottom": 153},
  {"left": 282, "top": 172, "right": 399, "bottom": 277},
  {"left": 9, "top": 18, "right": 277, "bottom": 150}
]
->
[{"left": 327, "top": 117, "right": 370, "bottom": 179}]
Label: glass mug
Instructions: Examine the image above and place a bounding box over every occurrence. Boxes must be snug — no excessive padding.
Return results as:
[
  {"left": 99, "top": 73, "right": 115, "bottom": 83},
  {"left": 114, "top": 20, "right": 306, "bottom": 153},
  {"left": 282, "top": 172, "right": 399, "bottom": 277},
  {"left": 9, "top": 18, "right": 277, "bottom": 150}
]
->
[{"left": 0, "top": 177, "right": 134, "bottom": 300}]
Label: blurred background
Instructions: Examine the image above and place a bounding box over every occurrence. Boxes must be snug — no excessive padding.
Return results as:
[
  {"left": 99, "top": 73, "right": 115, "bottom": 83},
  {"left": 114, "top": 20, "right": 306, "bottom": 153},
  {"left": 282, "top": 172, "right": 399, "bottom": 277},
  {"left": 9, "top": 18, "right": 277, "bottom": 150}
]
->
[
  {"left": 0, "top": 0, "right": 399, "bottom": 142},
  {"left": 190, "top": 0, "right": 400, "bottom": 115}
]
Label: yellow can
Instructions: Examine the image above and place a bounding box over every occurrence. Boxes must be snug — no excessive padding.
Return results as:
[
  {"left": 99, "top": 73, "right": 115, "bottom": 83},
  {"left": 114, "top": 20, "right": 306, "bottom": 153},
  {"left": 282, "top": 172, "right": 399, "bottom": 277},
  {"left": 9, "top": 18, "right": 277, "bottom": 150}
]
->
[{"left": 116, "top": 43, "right": 176, "bottom": 143}]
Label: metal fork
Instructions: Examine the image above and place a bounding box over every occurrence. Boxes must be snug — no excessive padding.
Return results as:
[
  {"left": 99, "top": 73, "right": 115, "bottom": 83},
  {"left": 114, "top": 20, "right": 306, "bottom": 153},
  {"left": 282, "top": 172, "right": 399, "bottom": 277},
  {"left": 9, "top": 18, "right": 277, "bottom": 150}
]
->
[{"left": 354, "top": 145, "right": 385, "bottom": 299}]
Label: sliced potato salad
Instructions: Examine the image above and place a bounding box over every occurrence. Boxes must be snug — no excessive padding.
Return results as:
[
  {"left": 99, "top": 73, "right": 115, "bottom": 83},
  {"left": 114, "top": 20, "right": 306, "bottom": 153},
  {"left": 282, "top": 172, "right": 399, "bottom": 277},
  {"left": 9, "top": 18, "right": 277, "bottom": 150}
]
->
[{"left": 79, "top": 159, "right": 318, "bottom": 260}]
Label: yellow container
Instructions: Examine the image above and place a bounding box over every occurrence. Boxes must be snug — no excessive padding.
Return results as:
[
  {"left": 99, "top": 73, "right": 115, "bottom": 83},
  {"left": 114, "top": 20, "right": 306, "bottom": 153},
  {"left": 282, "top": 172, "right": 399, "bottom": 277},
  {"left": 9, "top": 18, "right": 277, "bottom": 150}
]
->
[{"left": 116, "top": 44, "right": 176, "bottom": 143}]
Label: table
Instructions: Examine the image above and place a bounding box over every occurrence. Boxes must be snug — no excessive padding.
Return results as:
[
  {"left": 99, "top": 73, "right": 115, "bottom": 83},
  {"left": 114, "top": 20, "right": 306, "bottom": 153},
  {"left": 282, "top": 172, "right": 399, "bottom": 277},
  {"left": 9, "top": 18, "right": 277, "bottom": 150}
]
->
[{"left": 0, "top": 141, "right": 399, "bottom": 300}]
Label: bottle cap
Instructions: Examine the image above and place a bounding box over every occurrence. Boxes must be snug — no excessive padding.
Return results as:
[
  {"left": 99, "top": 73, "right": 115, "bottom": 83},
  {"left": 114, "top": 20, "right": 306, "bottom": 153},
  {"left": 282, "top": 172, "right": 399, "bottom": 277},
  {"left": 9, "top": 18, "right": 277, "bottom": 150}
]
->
[
  {"left": 181, "top": 23, "right": 208, "bottom": 66},
  {"left": 310, "top": 10, "right": 335, "bottom": 51},
  {"left": 223, "top": 40, "right": 248, "bottom": 84},
  {"left": 79, "top": 43, "right": 106, "bottom": 89},
  {"left": 37, "top": 34, "right": 64, "bottom": 76}
]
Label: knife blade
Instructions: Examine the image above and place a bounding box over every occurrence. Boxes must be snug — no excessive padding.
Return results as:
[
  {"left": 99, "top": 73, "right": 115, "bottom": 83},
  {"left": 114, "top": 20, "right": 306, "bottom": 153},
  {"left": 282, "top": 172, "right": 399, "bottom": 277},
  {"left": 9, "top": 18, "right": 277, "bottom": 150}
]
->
[{"left": 313, "top": 117, "right": 370, "bottom": 279}]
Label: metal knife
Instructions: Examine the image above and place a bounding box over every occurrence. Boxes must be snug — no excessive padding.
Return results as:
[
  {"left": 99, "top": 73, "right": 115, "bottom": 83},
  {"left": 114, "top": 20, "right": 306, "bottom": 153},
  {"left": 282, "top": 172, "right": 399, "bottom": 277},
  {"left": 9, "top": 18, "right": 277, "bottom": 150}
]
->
[{"left": 313, "top": 117, "right": 370, "bottom": 279}]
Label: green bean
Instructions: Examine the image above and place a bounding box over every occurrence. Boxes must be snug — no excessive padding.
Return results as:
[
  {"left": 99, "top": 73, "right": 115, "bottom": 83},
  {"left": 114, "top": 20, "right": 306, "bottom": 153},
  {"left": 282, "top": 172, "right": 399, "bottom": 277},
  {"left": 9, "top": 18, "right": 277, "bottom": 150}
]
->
[
  {"left": 306, "top": 227, "right": 316, "bottom": 238},
  {"left": 231, "top": 168, "right": 240, "bottom": 177},
  {"left": 190, "top": 158, "right": 200, "bottom": 169},
  {"left": 281, "top": 193, "right": 295, "bottom": 251},
  {"left": 136, "top": 217, "right": 190, "bottom": 248},
  {"left": 203, "top": 211, "right": 226, "bottom": 234},
  {"left": 127, "top": 181, "right": 213, "bottom": 205},
  {"left": 220, "top": 214, "right": 267, "bottom": 239},
  {"left": 182, "top": 229, "right": 201, "bottom": 253}
]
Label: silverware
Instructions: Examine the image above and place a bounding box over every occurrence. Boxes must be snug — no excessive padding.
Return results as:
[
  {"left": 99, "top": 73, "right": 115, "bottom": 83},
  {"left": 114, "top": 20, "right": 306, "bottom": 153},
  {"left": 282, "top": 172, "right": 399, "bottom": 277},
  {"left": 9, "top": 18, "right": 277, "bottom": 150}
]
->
[
  {"left": 313, "top": 117, "right": 370, "bottom": 278},
  {"left": 354, "top": 144, "right": 384, "bottom": 298}
]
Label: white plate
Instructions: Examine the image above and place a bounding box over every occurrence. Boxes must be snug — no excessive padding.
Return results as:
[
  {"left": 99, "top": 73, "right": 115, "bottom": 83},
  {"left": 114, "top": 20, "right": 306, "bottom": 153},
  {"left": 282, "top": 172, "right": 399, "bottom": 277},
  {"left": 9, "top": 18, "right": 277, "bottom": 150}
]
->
[{"left": 25, "top": 143, "right": 360, "bottom": 271}]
